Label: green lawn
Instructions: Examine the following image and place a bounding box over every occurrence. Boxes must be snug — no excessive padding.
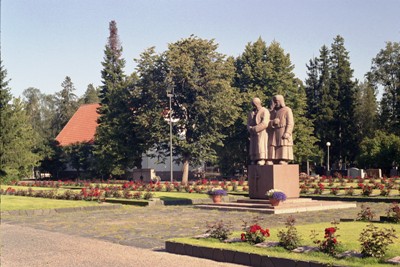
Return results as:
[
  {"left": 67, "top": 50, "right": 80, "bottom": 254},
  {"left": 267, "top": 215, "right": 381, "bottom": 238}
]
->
[
  {"left": 171, "top": 221, "right": 400, "bottom": 267},
  {"left": 1, "top": 195, "right": 100, "bottom": 211}
]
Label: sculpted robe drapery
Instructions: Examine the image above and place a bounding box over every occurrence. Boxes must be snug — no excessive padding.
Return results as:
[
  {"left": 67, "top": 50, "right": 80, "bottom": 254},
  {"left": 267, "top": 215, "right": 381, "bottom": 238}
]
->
[
  {"left": 247, "top": 107, "right": 270, "bottom": 162},
  {"left": 268, "top": 106, "right": 294, "bottom": 161}
]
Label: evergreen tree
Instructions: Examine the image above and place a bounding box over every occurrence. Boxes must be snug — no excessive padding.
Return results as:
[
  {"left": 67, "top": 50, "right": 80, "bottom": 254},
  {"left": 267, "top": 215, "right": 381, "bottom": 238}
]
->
[
  {"left": 369, "top": 41, "right": 400, "bottom": 135},
  {"left": 329, "top": 35, "right": 358, "bottom": 163},
  {"left": 0, "top": 62, "right": 39, "bottom": 179},
  {"left": 305, "top": 37, "right": 358, "bottom": 166},
  {"left": 94, "top": 20, "right": 143, "bottom": 176},
  {"left": 0, "top": 61, "right": 13, "bottom": 177},
  {"left": 81, "top": 83, "right": 99, "bottom": 104},
  {"left": 354, "top": 80, "right": 378, "bottom": 140},
  {"left": 228, "top": 39, "right": 318, "bottom": 172},
  {"left": 53, "top": 76, "right": 78, "bottom": 135}
]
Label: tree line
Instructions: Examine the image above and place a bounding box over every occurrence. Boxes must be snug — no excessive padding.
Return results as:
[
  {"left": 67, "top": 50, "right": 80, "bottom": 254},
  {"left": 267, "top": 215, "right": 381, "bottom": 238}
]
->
[{"left": 1, "top": 21, "right": 399, "bottom": 182}]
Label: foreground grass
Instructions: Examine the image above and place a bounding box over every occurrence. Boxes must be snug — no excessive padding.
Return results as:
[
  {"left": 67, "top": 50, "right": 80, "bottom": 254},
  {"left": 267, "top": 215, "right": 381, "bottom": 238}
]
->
[
  {"left": 170, "top": 222, "right": 400, "bottom": 267},
  {"left": 1, "top": 195, "right": 100, "bottom": 211}
]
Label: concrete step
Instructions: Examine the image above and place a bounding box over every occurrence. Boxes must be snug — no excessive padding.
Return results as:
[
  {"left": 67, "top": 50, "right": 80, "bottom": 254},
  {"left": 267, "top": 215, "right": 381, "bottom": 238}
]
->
[{"left": 194, "top": 199, "right": 357, "bottom": 214}]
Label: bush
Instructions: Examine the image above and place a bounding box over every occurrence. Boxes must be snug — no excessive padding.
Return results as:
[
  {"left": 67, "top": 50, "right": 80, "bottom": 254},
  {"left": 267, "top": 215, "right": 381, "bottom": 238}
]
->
[
  {"left": 311, "top": 221, "right": 341, "bottom": 256},
  {"left": 143, "top": 191, "right": 154, "bottom": 200},
  {"left": 277, "top": 216, "right": 302, "bottom": 250},
  {"left": 356, "top": 204, "right": 375, "bottom": 222},
  {"left": 241, "top": 224, "right": 270, "bottom": 244},
  {"left": 205, "top": 220, "right": 232, "bottom": 241},
  {"left": 386, "top": 202, "right": 400, "bottom": 223},
  {"left": 359, "top": 223, "right": 397, "bottom": 258}
]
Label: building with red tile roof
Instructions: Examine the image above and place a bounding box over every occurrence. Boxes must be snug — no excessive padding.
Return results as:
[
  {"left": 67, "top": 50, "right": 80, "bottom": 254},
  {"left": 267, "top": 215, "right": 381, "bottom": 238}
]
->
[{"left": 55, "top": 103, "right": 100, "bottom": 146}]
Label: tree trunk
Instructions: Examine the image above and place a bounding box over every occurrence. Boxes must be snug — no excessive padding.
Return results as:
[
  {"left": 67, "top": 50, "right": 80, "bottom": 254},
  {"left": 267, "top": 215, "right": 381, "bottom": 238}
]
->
[{"left": 182, "top": 159, "right": 189, "bottom": 184}]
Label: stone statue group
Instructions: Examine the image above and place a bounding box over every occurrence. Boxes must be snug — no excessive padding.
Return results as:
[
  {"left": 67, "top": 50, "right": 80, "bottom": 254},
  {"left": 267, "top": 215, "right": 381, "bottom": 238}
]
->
[{"left": 247, "top": 95, "right": 294, "bottom": 165}]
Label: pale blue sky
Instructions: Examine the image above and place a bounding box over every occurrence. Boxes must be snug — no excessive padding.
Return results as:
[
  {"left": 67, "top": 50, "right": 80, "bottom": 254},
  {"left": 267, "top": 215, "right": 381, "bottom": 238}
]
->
[{"left": 2, "top": 0, "right": 399, "bottom": 98}]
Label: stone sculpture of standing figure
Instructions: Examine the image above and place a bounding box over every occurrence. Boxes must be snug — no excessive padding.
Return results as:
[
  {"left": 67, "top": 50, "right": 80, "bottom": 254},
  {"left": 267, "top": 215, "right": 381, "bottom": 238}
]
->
[
  {"left": 247, "top": 97, "right": 270, "bottom": 165},
  {"left": 268, "top": 95, "right": 294, "bottom": 164}
]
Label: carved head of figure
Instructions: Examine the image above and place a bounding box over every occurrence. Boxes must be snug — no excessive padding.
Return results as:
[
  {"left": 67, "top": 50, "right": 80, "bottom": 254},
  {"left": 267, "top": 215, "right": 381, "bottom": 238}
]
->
[
  {"left": 273, "top": 95, "right": 286, "bottom": 109},
  {"left": 251, "top": 97, "right": 263, "bottom": 111}
]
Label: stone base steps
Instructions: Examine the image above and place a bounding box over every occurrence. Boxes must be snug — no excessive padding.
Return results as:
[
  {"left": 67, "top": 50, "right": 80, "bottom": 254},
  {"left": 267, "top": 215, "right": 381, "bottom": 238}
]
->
[{"left": 194, "top": 198, "right": 357, "bottom": 214}]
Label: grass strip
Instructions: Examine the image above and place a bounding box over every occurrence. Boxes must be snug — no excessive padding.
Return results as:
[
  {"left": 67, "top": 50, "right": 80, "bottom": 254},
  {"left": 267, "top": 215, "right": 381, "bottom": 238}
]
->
[{"left": 169, "top": 221, "right": 400, "bottom": 267}]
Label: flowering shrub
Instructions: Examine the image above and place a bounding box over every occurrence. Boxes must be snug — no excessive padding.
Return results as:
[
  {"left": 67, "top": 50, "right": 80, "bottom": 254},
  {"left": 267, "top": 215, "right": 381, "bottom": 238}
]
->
[
  {"left": 356, "top": 204, "right": 375, "bottom": 221},
  {"left": 133, "top": 191, "right": 142, "bottom": 199},
  {"left": 266, "top": 189, "right": 287, "bottom": 201},
  {"left": 359, "top": 183, "right": 373, "bottom": 196},
  {"left": 386, "top": 202, "right": 400, "bottom": 223},
  {"left": 345, "top": 186, "right": 355, "bottom": 196},
  {"left": 241, "top": 224, "right": 270, "bottom": 244},
  {"left": 277, "top": 216, "right": 302, "bottom": 250},
  {"left": 311, "top": 221, "right": 340, "bottom": 256},
  {"left": 205, "top": 220, "right": 232, "bottom": 241},
  {"left": 300, "top": 184, "right": 309, "bottom": 194},
  {"left": 314, "top": 183, "right": 325, "bottom": 194},
  {"left": 359, "top": 223, "right": 397, "bottom": 258},
  {"left": 330, "top": 186, "right": 340, "bottom": 195}
]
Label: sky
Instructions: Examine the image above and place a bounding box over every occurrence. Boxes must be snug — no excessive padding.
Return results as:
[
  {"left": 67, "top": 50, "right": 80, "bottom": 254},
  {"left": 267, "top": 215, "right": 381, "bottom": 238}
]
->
[{"left": 2, "top": 0, "right": 400, "bottom": 99}]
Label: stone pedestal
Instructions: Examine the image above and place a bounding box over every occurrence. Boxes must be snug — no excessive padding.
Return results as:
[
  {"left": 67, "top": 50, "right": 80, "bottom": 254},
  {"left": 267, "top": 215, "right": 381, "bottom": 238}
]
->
[{"left": 248, "top": 164, "right": 299, "bottom": 199}]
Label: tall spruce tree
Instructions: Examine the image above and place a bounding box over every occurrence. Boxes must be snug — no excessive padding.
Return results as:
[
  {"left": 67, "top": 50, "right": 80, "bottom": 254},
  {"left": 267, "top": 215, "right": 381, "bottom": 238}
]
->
[
  {"left": 0, "top": 62, "right": 39, "bottom": 180},
  {"left": 94, "top": 20, "right": 127, "bottom": 176},
  {"left": 329, "top": 35, "right": 358, "bottom": 163},
  {"left": 81, "top": 83, "right": 100, "bottom": 104},
  {"left": 0, "top": 61, "right": 13, "bottom": 177},
  {"left": 53, "top": 76, "right": 78, "bottom": 135},
  {"left": 354, "top": 80, "right": 378, "bottom": 140},
  {"left": 227, "top": 39, "right": 318, "bottom": 173},
  {"left": 369, "top": 41, "right": 400, "bottom": 135},
  {"left": 94, "top": 20, "right": 145, "bottom": 176},
  {"left": 305, "top": 37, "right": 358, "bottom": 167}
]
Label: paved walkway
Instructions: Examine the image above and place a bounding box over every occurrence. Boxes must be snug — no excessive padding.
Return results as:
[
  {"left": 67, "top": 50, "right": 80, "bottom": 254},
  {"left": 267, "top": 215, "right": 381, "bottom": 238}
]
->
[
  {"left": 1, "top": 224, "right": 241, "bottom": 267},
  {"left": 0, "top": 202, "right": 390, "bottom": 266}
]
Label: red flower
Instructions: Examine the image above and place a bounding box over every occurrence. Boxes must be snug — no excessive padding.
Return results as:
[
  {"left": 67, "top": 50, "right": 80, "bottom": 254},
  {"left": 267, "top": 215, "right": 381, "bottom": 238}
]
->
[
  {"left": 324, "top": 227, "right": 336, "bottom": 236},
  {"left": 241, "top": 233, "right": 246, "bottom": 241}
]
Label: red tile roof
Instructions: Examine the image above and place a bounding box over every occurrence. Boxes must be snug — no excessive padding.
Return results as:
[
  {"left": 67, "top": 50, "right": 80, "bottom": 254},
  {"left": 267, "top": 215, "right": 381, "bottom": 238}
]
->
[{"left": 56, "top": 103, "right": 100, "bottom": 146}]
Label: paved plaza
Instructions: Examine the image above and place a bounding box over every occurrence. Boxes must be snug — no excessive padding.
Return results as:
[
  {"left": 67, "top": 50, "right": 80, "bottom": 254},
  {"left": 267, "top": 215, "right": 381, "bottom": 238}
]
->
[{"left": 0, "top": 202, "right": 389, "bottom": 266}]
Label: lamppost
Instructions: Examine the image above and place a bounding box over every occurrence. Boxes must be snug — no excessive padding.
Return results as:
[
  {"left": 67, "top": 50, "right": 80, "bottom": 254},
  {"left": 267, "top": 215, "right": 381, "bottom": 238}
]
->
[
  {"left": 167, "top": 91, "right": 174, "bottom": 183},
  {"left": 326, "top": 142, "right": 331, "bottom": 174}
]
